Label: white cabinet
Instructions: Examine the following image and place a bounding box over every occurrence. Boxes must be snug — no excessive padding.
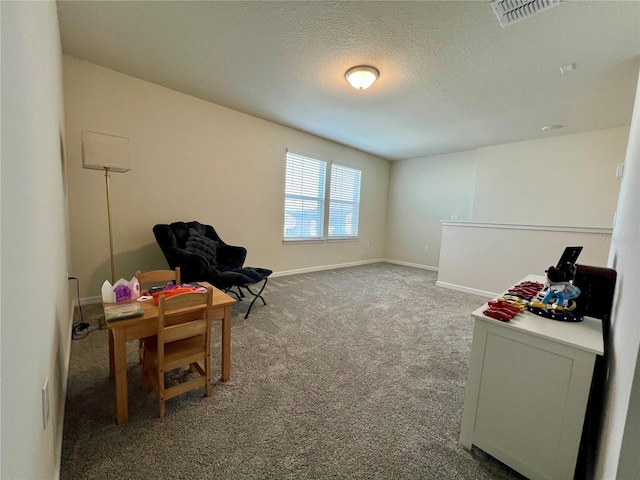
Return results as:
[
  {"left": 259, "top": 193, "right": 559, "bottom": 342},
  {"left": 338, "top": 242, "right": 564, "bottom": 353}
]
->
[{"left": 459, "top": 275, "right": 604, "bottom": 480}]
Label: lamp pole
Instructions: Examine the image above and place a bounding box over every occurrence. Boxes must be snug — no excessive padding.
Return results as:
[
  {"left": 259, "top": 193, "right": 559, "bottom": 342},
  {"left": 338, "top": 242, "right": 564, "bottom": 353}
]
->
[
  {"left": 104, "top": 167, "right": 116, "bottom": 285},
  {"left": 81, "top": 130, "right": 131, "bottom": 285}
]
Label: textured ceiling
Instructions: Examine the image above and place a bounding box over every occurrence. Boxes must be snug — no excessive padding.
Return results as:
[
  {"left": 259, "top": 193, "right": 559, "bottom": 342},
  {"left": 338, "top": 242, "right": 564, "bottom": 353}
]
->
[{"left": 57, "top": 1, "right": 640, "bottom": 161}]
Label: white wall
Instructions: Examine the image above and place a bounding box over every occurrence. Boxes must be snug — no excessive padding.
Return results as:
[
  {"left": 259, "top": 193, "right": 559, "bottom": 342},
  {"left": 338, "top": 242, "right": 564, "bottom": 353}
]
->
[
  {"left": 472, "top": 128, "right": 628, "bottom": 228},
  {"left": 385, "top": 151, "right": 476, "bottom": 268},
  {"left": 63, "top": 56, "right": 390, "bottom": 298},
  {"left": 596, "top": 71, "right": 640, "bottom": 480},
  {"left": 1, "top": 3, "right": 70, "bottom": 479},
  {"left": 437, "top": 223, "right": 612, "bottom": 296},
  {"left": 616, "top": 351, "right": 640, "bottom": 479},
  {"left": 386, "top": 128, "right": 629, "bottom": 272}
]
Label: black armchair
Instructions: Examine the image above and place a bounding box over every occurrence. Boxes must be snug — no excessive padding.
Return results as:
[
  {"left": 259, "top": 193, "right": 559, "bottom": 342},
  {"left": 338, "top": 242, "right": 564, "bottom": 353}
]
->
[
  {"left": 153, "top": 221, "right": 272, "bottom": 318},
  {"left": 153, "top": 221, "right": 246, "bottom": 284}
]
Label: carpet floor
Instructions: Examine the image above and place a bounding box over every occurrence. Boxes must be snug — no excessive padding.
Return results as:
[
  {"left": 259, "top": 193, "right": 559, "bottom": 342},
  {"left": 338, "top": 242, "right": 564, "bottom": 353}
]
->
[{"left": 60, "top": 263, "right": 524, "bottom": 479}]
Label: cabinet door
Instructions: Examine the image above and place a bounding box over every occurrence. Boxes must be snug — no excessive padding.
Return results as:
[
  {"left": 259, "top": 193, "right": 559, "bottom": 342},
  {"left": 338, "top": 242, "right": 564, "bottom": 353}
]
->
[{"left": 461, "top": 320, "right": 596, "bottom": 480}]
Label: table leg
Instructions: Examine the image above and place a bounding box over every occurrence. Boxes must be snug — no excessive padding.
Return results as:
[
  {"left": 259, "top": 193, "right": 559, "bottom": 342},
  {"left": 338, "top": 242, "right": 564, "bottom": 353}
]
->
[
  {"left": 113, "top": 328, "right": 129, "bottom": 424},
  {"left": 108, "top": 329, "right": 115, "bottom": 380},
  {"left": 221, "top": 304, "right": 231, "bottom": 381}
]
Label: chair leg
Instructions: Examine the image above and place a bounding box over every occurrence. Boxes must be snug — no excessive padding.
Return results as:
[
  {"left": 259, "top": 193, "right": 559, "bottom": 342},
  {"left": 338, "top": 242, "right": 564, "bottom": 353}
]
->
[
  {"left": 141, "top": 353, "right": 152, "bottom": 390},
  {"left": 205, "top": 353, "right": 212, "bottom": 397},
  {"left": 224, "top": 287, "right": 242, "bottom": 302},
  {"left": 159, "top": 370, "right": 166, "bottom": 418},
  {"left": 243, "top": 277, "right": 269, "bottom": 319}
]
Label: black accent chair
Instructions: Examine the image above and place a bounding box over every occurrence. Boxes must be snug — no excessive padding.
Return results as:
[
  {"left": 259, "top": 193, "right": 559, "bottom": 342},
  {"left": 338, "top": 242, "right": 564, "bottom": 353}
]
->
[{"left": 153, "top": 221, "right": 271, "bottom": 318}]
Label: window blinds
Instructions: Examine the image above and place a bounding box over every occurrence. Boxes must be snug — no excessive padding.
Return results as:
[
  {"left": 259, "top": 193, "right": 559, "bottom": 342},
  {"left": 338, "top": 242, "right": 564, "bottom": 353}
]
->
[
  {"left": 328, "top": 164, "right": 361, "bottom": 238},
  {"left": 284, "top": 151, "right": 361, "bottom": 241},
  {"left": 284, "top": 152, "right": 326, "bottom": 239}
]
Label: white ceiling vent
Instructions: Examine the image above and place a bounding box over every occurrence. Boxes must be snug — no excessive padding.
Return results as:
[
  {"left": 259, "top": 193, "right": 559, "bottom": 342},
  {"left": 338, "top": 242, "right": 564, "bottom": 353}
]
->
[{"left": 491, "top": 0, "right": 562, "bottom": 27}]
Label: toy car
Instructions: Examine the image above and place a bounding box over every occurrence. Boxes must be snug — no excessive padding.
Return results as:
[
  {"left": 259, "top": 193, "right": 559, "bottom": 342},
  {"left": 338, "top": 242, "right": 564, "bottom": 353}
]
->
[{"left": 483, "top": 307, "right": 513, "bottom": 322}]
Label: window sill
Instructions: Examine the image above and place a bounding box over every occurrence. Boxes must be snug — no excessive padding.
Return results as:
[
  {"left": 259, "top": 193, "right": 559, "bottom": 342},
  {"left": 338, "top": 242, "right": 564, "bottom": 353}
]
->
[
  {"left": 327, "top": 237, "right": 359, "bottom": 242},
  {"left": 282, "top": 238, "right": 325, "bottom": 245},
  {"left": 282, "top": 236, "right": 360, "bottom": 245}
]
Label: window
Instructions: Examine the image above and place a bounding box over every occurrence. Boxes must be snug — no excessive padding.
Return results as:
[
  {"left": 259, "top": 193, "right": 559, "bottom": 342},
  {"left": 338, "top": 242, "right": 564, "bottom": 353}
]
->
[
  {"left": 284, "top": 152, "right": 326, "bottom": 239},
  {"left": 328, "top": 164, "right": 361, "bottom": 238},
  {"left": 284, "top": 151, "right": 361, "bottom": 241}
]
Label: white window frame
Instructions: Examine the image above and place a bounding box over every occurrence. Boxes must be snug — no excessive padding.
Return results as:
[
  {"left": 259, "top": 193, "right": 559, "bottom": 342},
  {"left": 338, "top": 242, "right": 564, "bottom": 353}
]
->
[
  {"left": 283, "top": 150, "right": 361, "bottom": 243},
  {"left": 327, "top": 162, "right": 361, "bottom": 241},
  {"left": 283, "top": 151, "right": 327, "bottom": 241}
]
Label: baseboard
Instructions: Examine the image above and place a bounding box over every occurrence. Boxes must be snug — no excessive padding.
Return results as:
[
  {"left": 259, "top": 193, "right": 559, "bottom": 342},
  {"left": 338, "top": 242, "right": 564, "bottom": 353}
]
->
[
  {"left": 381, "top": 259, "right": 439, "bottom": 272},
  {"left": 75, "top": 261, "right": 443, "bottom": 293},
  {"left": 435, "top": 281, "right": 496, "bottom": 298},
  {"left": 271, "top": 259, "right": 384, "bottom": 278},
  {"left": 79, "top": 295, "right": 102, "bottom": 305},
  {"left": 55, "top": 297, "right": 78, "bottom": 480}
]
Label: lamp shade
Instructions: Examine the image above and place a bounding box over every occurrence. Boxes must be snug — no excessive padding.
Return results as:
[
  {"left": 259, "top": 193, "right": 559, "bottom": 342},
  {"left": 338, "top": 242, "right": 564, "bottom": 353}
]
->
[
  {"left": 345, "top": 66, "right": 379, "bottom": 90},
  {"left": 82, "top": 130, "right": 132, "bottom": 172}
]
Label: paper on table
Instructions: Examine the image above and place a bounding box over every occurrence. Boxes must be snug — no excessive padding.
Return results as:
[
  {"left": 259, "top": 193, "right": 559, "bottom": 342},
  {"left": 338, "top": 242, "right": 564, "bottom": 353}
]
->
[{"left": 104, "top": 303, "right": 144, "bottom": 321}]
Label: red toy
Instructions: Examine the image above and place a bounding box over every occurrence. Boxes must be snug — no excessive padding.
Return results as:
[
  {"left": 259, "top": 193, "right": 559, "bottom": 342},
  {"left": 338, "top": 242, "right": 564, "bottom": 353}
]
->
[
  {"left": 151, "top": 286, "right": 198, "bottom": 305},
  {"left": 483, "top": 307, "right": 513, "bottom": 322}
]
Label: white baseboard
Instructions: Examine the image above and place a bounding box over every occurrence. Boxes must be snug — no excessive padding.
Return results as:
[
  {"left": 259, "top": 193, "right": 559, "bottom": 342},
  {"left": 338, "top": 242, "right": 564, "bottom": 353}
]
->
[
  {"left": 381, "top": 259, "right": 439, "bottom": 272},
  {"left": 435, "top": 280, "right": 496, "bottom": 298},
  {"left": 79, "top": 295, "right": 102, "bottom": 305},
  {"left": 77, "top": 260, "right": 441, "bottom": 295},
  {"left": 271, "top": 259, "right": 384, "bottom": 278},
  {"left": 56, "top": 297, "right": 79, "bottom": 480}
]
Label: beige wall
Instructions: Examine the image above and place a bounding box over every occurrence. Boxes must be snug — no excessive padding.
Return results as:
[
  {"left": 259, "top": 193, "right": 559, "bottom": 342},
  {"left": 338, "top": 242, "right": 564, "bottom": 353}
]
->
[
  {"left": 1, "top": 2, "right": 70, "bottom": 478},
  {"left": 64, "top": 56, "right": 390, "bottom": 298},
  {"left": 473, "top": 128, "right": 628, "bottom": 227},
  {"left": 385, "top": 151, "right": 476, "bottom": 267},
  {"left": 437, "top": 224, "right": 612, "bottom": 296},
  {"left": 386, "top": 128, "right": 629, "bottom": 270},
  {"left": 596, "top": 72, "right": 640, "bottom": 480}
]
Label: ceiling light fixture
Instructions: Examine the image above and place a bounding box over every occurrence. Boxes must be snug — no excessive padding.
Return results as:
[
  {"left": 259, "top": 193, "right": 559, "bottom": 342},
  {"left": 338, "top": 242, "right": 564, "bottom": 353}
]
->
[
  {"left": 491, "top": 0, "right": 562, "bottom": 28},
  {"left": 345, "top": 66, "right": 379, "bottom": 90}
]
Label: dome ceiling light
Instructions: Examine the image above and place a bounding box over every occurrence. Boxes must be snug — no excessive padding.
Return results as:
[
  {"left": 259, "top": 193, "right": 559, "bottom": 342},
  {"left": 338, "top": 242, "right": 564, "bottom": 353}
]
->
[{"left": 345, "top": 66, "right": 380, "bottom": 90}]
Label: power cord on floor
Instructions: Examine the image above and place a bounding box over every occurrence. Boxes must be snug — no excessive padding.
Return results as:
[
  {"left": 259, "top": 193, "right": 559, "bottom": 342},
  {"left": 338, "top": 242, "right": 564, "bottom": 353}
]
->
[{"left": 69, "top": 276, "right": 98, "bottom": 340}]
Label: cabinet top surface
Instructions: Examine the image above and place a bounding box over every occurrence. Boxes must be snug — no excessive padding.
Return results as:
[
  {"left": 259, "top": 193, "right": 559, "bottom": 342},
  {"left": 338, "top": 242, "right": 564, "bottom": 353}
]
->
[{"left": 471, "top": 274, "right": 604, "bottom": 355}]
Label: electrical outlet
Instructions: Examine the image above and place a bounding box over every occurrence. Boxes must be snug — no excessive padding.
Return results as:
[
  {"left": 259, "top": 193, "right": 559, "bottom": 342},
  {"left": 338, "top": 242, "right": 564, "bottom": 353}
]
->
[
  {"left": 42, "top": 377, "right": 49, "bottom": 429},
  {"left": 451, "top": 215, "right": 459, "bottom": 221},
  {"left": 424, "top": 246, "right": 429, "bottom": 253},
  {"left": 366, "top": 241, "right": 371, "bottom": 248}
]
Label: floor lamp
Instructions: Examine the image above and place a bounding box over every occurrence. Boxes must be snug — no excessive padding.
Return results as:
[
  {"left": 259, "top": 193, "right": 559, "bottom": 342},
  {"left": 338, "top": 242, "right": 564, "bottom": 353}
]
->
[{"left": 82, "top": 130, "right": 132, "bottom": 285}]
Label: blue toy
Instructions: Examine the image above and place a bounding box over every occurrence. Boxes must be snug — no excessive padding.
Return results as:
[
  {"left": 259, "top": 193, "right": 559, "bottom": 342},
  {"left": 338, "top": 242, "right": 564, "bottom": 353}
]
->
[{"left": 529, "top": 263, "right": 582, "bottom": 321}]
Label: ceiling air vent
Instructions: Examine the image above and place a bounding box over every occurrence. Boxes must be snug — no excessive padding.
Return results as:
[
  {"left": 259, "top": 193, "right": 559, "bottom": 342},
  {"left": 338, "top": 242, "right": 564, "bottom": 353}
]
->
[{"left": 491, "top": 0, "right": 562, "bottom": 27}]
